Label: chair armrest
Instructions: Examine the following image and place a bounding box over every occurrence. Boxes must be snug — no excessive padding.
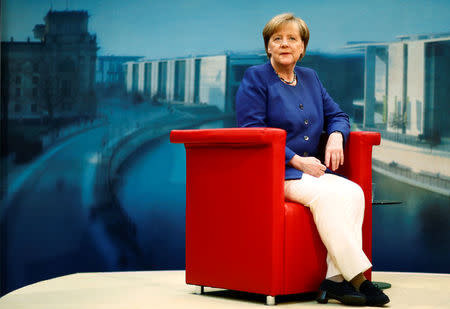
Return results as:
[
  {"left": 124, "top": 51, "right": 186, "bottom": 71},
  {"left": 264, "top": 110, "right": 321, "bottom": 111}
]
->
[
  {"left": 338, "top": 131, "right": 380, "bottom": 280},
  {"left": 170, "top": 127, "right": 286, "bottom": 146},
  {"left": 339, "top": 131, "right": 380, "bottom": 192},
  {"left": 345, "top": 131, "right": 381, "bottom": 152},
  {"left": 170, "top": 127, "right": 287, "bottom": 294}
]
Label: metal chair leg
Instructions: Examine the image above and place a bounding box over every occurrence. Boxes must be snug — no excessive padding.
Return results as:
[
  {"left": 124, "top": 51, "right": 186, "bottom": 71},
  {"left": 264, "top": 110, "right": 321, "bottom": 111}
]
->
[
  {"left": 266, "top": 295, "right": 275, "bottom": 306},
  {"left": 194, "top": 285, "right": 204, "bottom": 295}
]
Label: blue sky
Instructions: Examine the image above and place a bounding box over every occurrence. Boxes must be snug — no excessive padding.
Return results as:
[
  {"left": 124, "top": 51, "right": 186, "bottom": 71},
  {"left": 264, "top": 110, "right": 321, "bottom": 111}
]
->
[{"left": 2, "top": 0, "right": 449, "bottom": 58}]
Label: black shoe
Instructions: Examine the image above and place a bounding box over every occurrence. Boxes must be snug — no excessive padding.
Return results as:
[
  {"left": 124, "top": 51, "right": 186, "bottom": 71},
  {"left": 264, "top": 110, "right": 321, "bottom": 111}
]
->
[
  {"left": 317, "top": 279, "right": 366, "bottom": 306},
  {"left": 359, "top": 280, "right": 390, "bottom": 306}
]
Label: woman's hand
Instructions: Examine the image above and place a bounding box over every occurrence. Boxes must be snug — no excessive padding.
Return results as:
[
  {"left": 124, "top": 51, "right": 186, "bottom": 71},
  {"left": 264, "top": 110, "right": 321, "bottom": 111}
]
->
[
  {"left": 325, "top": 132, "right": 344, "bottom": 171},
  {"left": 289, "top": 154, "right": 326, "bottom": 177}
]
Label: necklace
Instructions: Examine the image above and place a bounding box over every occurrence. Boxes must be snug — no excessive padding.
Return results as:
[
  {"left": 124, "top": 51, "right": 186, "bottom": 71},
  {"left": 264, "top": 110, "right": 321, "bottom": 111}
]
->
[{"left": 276, "top": 71, "right": 297, "bottom": 85}]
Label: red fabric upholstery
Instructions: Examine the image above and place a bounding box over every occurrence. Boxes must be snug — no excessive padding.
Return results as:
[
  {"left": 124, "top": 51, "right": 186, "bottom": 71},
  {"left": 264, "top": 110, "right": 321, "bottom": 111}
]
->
[{"left": 170, "top": 128, "right": 380, "bottom": 297}]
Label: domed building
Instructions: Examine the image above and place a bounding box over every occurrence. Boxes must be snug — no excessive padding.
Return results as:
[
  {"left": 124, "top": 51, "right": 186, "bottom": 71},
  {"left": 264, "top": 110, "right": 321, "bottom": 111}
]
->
[{"left": 1, "top": 10, "right": 98, "bottom": 120}]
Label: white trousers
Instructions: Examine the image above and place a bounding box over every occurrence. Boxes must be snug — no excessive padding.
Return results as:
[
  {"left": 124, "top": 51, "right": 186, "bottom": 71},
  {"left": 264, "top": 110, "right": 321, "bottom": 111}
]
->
[{"left": 284, "top": 173, "right": 372, "bottom": 281}]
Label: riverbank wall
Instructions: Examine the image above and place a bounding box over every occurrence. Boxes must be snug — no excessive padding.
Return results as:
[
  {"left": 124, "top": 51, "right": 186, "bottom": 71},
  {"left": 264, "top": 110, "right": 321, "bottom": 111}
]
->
[
  {"left": 95, "top": 105, "right": 233, "bottom": 212},
  {"left": 373, "top": 159, "right": 450, "bottom": 197}
]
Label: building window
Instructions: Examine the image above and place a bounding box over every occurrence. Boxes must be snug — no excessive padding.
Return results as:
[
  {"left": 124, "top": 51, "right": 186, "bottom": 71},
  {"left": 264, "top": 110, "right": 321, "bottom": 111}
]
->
[
  {"left": 15, "top": 88, "right": 21, "bottom": 97},
  {"left": 32, "top": 76, "right": 39, "bottom": 85},
  {"left": 61, "top": 80, "right": 71, "bottom": 97},
  {"left": 16, "top": 76, "right": 21, "bottom": 84},
  {"left": 416, "top": 100, "right": 423, "bottom": 131},
  {"left": 63, "top": 101, "right": 72, "bottom": 111},
  {"left": 396, "top": 100, "right": 402, "bottom": 115},
  {"left": 33, "top": 63, "right": 39, "bottom": 73},
  {"left": 32, "top": 88, "right": 38, "bottom": 98},
  {"left": 174, "top": 60, "right": 186, "bottom": 101},
  {"left": 58, "top": 58, "right": 76, "bottom": 73},
  {"left": 232, "top": 65, "right": 251, "bottom": 82},
  {"left": 144, "top": 63, "right": 152, "bottom": 96},
  {"left": 406, "top": 100, "right": 411, "bottom": 130},
  {"left": 132, "top": 63, "right": 139, "bottom": 92},
  {"left": 194, "top": 59, "right": 201, "bottom": 103},
  {"left": 158, "top": 61, "right": 167, "bottom": 98},
  {"left": 14, "top": 104, "right": 21, "bottom": 112},
  {"left": 31, "top": 104, "right": 37, "bottom": 113}
]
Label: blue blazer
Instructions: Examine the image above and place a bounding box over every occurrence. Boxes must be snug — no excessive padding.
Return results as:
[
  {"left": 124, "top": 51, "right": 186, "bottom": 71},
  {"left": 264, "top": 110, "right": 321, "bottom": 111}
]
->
[{"left": 236, "top": 61, "right": 350, "bottom": 179}]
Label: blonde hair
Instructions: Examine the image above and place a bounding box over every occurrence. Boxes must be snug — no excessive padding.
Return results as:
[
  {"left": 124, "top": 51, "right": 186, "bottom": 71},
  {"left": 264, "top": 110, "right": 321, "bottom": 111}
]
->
[{"left": 262, "top": 13, "right": 310, "bottom": 60}]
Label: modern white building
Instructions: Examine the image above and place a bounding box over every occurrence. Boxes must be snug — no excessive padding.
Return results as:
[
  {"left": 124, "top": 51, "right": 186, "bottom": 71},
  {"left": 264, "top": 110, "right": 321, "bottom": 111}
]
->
[
  {"left": 347, "top": 33, "right": 450, "bottom": 141},
  {"left": 124, "top": 52, "right": 267, "bottom": 112},
  {"left": 96, "top": 56, "right": 143, "bottom": 89}
]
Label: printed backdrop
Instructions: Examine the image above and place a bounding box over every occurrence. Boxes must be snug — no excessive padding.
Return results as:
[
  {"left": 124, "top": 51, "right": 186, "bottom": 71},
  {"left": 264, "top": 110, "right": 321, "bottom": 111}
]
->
[{"left": 1, "top": 0, "right": 449, "bottom": 295}]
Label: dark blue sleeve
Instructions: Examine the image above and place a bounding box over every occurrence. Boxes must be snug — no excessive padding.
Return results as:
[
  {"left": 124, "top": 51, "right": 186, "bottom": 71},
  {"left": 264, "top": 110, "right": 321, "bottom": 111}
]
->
[
  {"left": 236, "top": 68, "right": 296, "bottom": 163},
  {"left": 313, "top": 71, "right": 350, "bottom": 144}
]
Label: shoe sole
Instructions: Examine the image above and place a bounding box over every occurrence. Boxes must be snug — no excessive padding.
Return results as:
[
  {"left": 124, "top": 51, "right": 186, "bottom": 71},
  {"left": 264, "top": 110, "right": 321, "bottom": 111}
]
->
[
  {"left": 365, "top": 297, "right": 390, "bottom": 307},
  {"left": 317, "top": 290, "right": 366, "bottom": 306}
]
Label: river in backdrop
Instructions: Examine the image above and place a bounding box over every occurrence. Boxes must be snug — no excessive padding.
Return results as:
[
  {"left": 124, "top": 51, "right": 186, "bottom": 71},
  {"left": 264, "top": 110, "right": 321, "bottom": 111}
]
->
[{"left": 116, "top": 119, "right": 450, "bottom": 273}]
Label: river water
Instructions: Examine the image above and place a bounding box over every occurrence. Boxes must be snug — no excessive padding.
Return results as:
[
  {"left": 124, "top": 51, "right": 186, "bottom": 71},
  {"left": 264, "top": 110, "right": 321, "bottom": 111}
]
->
[
  {"left": 372, "top": 171, "right": 449, "bottom": 272},
  {"left": 116, "top": 120, "right": 450, "bottom": 273}
]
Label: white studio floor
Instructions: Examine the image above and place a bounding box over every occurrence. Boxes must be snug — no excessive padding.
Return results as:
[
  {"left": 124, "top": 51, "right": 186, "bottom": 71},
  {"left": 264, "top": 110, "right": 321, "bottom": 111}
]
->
[{"left": 0, "top": 271, "right": 448, "bottom": 308}]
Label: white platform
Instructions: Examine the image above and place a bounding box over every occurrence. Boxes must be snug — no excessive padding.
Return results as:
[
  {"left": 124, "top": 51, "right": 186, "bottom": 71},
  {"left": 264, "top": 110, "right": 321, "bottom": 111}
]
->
[{"left": 0, "top": 271, "right": 449, "bottom": 308}]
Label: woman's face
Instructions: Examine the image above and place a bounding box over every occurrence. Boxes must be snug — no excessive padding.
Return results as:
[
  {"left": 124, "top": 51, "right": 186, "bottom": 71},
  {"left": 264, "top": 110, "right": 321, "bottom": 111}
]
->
[{"left": 268, "top": 22, "right": 304, "bottom": 68}]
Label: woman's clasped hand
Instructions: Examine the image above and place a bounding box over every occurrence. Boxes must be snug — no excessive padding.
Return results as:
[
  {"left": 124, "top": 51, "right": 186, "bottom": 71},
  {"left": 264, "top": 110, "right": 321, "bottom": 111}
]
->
[{"left": 289, "top": 155, "right": 326, "bottom": 178}]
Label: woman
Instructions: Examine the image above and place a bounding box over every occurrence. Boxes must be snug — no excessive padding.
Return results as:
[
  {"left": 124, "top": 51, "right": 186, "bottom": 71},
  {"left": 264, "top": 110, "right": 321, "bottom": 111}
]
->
[{"left": 235, "top": 13, "right": 389, "bottom": 306}]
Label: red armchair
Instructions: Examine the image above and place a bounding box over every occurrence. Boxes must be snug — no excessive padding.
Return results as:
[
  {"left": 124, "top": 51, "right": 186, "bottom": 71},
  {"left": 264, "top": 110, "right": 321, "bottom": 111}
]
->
[{"left": 170, "top": 128, "right": 380, "bottom": 305}]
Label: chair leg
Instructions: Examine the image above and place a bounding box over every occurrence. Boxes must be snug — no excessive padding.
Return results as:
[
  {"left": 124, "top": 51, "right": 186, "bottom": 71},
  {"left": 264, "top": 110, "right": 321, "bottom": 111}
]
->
[
  {"left": 194, "top": 285, "right": 204, "bottom": 295},
  {"left": 266, "top": 295, "right": 275, "bottom": 306}
]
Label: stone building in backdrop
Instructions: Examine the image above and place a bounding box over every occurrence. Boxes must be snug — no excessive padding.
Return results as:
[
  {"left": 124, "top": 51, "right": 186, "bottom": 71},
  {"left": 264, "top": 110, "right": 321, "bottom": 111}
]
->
[{"left": 1, "top": 10, "right": 98, "bottom": 120}]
